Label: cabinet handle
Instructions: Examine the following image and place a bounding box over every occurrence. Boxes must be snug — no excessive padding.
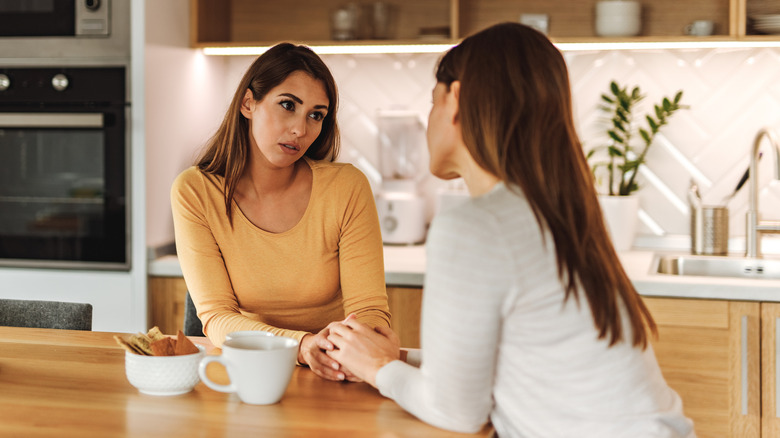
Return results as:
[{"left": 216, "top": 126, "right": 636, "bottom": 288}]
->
[
  {"left": 742, "top": 315, "right": 748, "bottom": 415},
  {"left": 776, "top": 317, "right": 780, "bottom": 418}
]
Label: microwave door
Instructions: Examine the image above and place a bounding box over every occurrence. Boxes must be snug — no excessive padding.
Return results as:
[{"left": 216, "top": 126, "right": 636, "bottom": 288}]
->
[{"left": 0, "top": 0, "right": 76, "bottom": 37}]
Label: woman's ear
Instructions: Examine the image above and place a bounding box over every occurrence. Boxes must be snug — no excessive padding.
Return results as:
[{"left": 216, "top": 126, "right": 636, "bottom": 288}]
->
[
  {"left": 449, "top": 81, "right": 461, "bottom": 124},
  {"left": 239, "top": 89, "right": 254, "bottom": 119}
]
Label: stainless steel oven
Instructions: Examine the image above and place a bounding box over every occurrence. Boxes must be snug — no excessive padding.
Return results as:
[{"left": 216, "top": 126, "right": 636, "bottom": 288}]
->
[{"left": 0, "top": 66, "right": 128, "bottom": 269}]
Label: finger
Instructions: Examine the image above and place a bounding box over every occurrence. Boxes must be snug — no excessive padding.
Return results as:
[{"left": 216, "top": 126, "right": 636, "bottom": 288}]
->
[
  {"left": 344, "top": 313, "right": 357, "bottom": 322},
  {"left": 310, "top": 364, "right": 345, "bottom": 381},
  {"left": 309, "top": 352, "right": 345, "bottom": 381},
  {"left": 315, "top": 335, "right": 335, "bottom": 351},
  {"left": 304, "top": 339, "right": 341, "bottom": 370},
  {"left": 328, "top": 323, "right": 353, "bottom": 339},
  {"left": 325, "top": 348, "right": 340, "bottom": 360},
  {"left": 342, "top": 318, "right": 370, "bottom": 332},
  {"left": 326, "top": 333, "right": 341, "bottom": 348}
]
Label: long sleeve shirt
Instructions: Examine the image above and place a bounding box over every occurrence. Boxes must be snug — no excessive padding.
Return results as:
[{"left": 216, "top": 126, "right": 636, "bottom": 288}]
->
[
  {"left": 171, "top": 158, "right": 390, "bottom": 347},
  {"left": 376, "top": 182, "right": 695, "bottom": 438}
]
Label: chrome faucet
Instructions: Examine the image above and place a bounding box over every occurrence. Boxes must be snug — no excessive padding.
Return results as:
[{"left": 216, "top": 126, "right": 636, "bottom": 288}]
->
[{"left": 746, "top": 128, "right": 780, "bottom": 258}]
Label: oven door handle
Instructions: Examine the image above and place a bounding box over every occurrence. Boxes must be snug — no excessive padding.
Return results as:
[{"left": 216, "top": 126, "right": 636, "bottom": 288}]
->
[{"left": 0, "top": 113, "right": 103, "bottom": 128}]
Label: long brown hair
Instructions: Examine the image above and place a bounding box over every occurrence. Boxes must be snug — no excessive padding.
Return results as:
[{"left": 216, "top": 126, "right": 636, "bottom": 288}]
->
[
  {"left": 196, "top": 43, "right": 340, "bottom": 221},
  {"left": 436, "top": 22, "right": 656, "bottom": 348}
]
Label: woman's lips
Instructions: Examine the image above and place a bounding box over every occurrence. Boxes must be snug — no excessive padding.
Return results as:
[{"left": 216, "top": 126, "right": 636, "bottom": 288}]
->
[{"left": 280, "top": 143, "right": 300, "bottom": 154}]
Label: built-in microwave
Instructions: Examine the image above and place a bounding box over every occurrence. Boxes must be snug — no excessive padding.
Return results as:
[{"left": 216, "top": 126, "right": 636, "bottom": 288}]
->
[{"left": 0, "top": 0, "right": 110, "bottom": 38}]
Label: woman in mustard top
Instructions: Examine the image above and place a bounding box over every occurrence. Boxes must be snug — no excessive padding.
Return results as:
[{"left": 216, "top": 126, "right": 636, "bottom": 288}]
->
[{"left": 171, "top": 43, "right": 390, "bottom": 381}]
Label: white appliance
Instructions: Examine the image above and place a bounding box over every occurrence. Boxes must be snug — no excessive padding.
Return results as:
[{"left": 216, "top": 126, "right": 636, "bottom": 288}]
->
[{"left": 375, "top": 110, "right": 427, "bottom": 244}]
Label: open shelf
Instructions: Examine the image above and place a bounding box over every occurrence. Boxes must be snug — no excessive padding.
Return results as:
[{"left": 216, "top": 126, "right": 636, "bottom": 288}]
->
[{"left": 191, "top": 0, "right": 780, "bottom": 52}]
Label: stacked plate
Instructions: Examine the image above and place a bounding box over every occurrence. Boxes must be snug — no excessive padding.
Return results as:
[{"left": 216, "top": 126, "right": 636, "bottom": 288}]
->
[{"left": 752, "top": 14, "right": 780, "bottom": 34}]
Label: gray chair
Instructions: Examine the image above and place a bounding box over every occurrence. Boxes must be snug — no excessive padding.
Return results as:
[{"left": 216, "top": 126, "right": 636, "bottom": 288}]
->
[
  {"left": 0, "top": 299, "right": 92, "bottom": 331},
  {"left": 183, "top": 292, "right": 204, "bottom": 337}
]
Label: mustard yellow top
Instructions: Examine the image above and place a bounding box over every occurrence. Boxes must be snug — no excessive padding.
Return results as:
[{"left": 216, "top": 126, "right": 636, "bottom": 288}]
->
[{"left": 171, "top": 158, "right": 390, "bottom": 347}]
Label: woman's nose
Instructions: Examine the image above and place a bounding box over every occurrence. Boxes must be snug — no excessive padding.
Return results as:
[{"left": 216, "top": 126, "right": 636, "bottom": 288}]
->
[{"left": 290, "top": 116, "right": 307, "bottom": 137}]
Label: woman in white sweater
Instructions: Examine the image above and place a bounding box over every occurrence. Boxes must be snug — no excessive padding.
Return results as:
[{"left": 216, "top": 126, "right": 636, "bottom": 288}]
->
[{"left": 325, "top": 22, "right": 695, "bottom": 438}]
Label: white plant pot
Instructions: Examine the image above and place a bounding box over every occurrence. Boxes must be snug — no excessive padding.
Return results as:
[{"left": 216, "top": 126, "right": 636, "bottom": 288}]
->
[{"left": 598, "top": 195, "right": 639, "bottom": 252}]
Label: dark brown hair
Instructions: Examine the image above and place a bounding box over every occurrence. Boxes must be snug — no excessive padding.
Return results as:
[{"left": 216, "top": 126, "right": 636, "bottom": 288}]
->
[
  {"left": 196, "top": 43, "right": 340, "bottom": 221},
  {"left": 436, "top": 22, "right": 656, "bottom": 347}
]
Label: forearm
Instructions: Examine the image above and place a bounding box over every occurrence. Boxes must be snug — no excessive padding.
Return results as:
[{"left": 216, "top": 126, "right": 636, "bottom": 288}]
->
[{"left": 201, "top": 310, "right": 311, "bottom": 348}]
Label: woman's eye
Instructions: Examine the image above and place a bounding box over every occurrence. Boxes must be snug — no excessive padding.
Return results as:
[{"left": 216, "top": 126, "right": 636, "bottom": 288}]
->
[
  {"left": 309, "top": 111, "right": 325, "bottom": 122},
  {"left": 280, "top": 100, "right": 295, "bottom": 111}
]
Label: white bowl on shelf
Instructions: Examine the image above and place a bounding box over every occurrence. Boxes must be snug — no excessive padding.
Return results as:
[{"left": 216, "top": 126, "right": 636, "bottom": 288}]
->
[{"left": 595, "top": 0, "right": 642, "bottom": 37}]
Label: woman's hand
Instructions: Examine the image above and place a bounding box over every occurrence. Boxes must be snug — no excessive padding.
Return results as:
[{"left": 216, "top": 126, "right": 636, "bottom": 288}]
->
[
  {"left": 326, "top": 314, "right": 401, "bottom": 387},
  {"left": 297, "top": 324, "right": 362, "bottom": 382}
]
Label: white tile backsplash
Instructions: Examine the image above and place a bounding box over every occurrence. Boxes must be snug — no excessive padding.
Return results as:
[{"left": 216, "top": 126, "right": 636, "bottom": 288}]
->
[{"left": 216, "top": 47, "right": 780, "bottom": 248}]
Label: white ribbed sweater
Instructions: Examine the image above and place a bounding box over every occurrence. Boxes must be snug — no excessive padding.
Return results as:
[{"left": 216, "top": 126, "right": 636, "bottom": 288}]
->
[{"left": 376, "top": 183, "right": 695, "bottom": 438}]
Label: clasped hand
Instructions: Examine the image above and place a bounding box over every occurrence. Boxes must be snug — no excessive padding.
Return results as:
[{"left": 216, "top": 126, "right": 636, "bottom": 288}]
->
[
  {"left": 298, "top": 315, "right": 400, "bottom": 386},
  {"left": 325, "top": 314, "right": 401, "bottom": 387}
]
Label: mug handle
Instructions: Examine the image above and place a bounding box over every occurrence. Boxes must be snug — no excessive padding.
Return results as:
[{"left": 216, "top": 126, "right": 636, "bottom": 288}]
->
[
  {"left": 198, "top": 356, "right": 236, "bottom": 393},
  {"left": 684, "top": 24, "right": 693, "bottom": 35}
]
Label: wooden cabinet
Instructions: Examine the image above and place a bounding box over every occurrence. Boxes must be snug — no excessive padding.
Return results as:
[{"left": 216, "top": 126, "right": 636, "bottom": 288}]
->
[
  {"left": 645, "top": 298, "right": 780, "bottom": 438},
  {"left": 148, "top": 277, "right": 189, "bottom": 335},
  {"left": 387, "top": 287, "right": 422, "bottom": 348},
  {"left": 643, "top": 297, "right": 760, "bottom": 438},
  {"left": 190, "top": 0, "right": 780, "bottom": 49},
  {"left": 761, "top": 303, "right": 780, "bottom": 438},
  {"left": 148, "top": 276, "right": 423, "bottom": 347}
]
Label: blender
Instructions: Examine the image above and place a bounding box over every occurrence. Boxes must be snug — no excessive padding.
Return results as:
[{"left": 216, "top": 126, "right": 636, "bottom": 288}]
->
[{"left": 375, "top": 109, "right": 427, "bottom": 244}]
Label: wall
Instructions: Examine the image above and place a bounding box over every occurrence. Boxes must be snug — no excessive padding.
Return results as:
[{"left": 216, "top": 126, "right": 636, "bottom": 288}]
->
[
  {"left": 144, "top": 0, "right": 228, "bottom": 250},
  {"left": 145, "top": 31, "right": 780, "bottom": 254}
]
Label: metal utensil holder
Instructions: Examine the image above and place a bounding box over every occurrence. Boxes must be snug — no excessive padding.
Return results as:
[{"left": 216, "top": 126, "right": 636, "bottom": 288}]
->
[{"left": 691, "top": 205, "right": 729, "bottom": 255}]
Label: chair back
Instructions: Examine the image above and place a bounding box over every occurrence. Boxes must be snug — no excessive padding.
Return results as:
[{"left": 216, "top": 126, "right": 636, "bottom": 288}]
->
[
  {"left": 183, "top": 292, "right": 204, "bottom": 337},
  {"left": 0, "top": 299, "right": 93, "bottom": 331}
]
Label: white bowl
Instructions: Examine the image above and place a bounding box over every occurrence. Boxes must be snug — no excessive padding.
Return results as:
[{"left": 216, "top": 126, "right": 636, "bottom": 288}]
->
[
  {"left": 595, "top": 0, "right": 641, "bottom": 36},
  {"left": 124, "top": 345, "right": 205, "bottom": 396}
]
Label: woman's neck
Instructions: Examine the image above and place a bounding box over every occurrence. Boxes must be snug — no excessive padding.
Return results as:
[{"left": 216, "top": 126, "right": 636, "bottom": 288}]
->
[
  {"left": 241, "top": 155, "right": 306, "bottom": 198},
  {"left": 459, "top": 155, "right": 500, "bottom": 197}
]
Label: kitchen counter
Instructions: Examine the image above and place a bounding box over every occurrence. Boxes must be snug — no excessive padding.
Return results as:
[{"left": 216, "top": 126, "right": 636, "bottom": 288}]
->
[
  {"left": 148, "top": 245, "right": 427, "bottom": 287},
  {"left": 148, "top": 246, "right": 780, "bottom": 302}
]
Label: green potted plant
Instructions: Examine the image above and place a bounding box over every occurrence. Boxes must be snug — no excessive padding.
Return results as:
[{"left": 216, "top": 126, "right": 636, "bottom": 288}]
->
[{"left": 587, "top": 81, "right": 685, "bottom": 250}]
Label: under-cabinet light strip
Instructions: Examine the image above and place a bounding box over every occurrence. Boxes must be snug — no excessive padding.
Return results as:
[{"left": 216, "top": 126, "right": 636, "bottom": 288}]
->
[
  {"left": 202, "top": 44, "right": 455, "bottom": 56},
  {"left": 557, "top": 40, "right": 780, "bottom": 51},
  {"left": 202, "top": 40, "right": 780, "bottom": 56}
]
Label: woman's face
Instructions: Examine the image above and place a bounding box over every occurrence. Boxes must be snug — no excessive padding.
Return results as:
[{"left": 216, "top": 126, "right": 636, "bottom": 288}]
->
[
  {"left": 240, "top": 70, "right": 329, "bottom": 169},
  {"left": 426, "top": 82, "right": 461, "bottom": 180}
]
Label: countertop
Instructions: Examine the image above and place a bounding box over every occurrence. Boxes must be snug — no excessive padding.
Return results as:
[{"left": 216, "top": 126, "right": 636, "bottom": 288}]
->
[
  {"left": 148, "top": 246, "right": 780, "bottom": 302},
  {"left": 148, "top": 246, "right": 427, "bottom": 287}
]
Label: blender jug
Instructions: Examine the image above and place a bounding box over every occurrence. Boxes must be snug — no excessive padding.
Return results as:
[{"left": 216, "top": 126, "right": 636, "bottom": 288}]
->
[{"left": 375, "top": 110, "right": 427, "bottom": 244}]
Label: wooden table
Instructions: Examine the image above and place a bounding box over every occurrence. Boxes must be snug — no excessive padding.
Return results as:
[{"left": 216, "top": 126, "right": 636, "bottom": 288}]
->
[{"left": 0, "top": 327, "right": 492, "bottom": 437}]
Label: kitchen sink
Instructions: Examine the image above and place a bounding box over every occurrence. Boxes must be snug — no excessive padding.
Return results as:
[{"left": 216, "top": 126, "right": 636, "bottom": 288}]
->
[{"left": 656, "top": 254, "right": 780, "bottom": 280}]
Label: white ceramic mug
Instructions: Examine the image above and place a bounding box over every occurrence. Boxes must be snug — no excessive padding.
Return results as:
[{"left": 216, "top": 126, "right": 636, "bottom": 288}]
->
[
  {"left": 685, "top": 20, "right": 714, "bottom": 36},
  {"left": 225, "top": 330, "right": 274, "bottom": 342},
  {"left": 199, "top": 336, "right": 299, "bottom": 405}
]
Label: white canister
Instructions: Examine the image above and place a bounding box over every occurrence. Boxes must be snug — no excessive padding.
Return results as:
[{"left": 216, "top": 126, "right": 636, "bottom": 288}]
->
[{"left": 595, "top": 0, "right": 642, "bottom": 37}]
